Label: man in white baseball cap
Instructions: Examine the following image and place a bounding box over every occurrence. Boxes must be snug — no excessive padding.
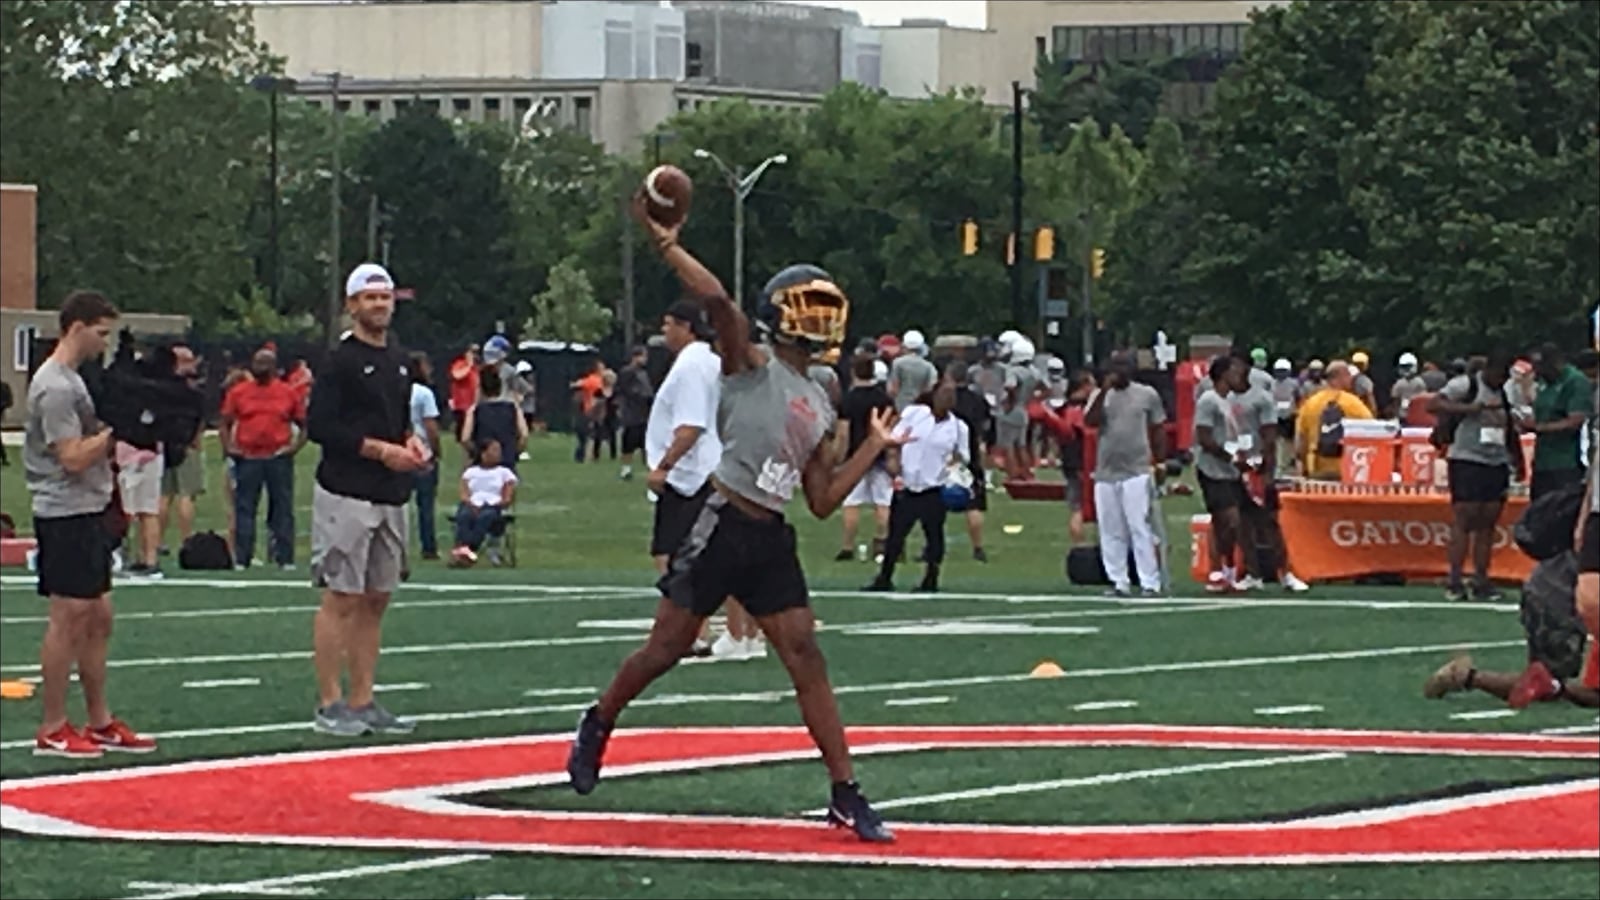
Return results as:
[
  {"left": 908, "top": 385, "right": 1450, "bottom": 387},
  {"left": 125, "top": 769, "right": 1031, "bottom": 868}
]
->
[
  {"left": 1390, "top": 351, "right": 1427, "bottom": 420},
  {"left": 888, "top": 329, "right": 936, "bottom": 412}
]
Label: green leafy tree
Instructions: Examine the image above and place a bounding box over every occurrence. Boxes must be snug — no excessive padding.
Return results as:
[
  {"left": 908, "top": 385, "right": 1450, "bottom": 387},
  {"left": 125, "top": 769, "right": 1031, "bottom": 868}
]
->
[
  {"left": 0, "top": 0, "right": 276, "bottom": 329},
  {"left": 524, "top": 257, "right": 611, "bottom": 344}
]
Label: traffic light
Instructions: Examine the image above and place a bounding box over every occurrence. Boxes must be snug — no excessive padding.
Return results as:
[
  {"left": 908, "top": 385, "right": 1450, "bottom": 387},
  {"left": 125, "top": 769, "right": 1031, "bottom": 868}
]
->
[
  {"left": 1091, "top": 247, "right": 1107, "bottom": 279},
  {"left": 961, "top": 219, "right": 978, "bottom": 256},
  {"left": 1034, "top": 226, "right": 1055, "bottom": 261}
]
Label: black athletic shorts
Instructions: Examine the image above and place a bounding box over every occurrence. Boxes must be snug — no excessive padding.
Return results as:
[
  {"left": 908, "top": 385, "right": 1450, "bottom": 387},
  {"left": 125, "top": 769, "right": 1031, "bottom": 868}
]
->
[
  {"left": 1582, "top": 513, "right": 1599, "bottom": 574},
  {"left": 659, "top": 492, "right": 808, "bottom": 618},
  {"left": 1198, "top": 473, "right": 1245, "bottom": 514},
  {"left": 968, "top": 468, "right": 988, "bottom": 512},
  {"left": 621, "top": 424, "right": 647, "bottom": 455},
  {"left": 1529, "top": 467, "right": 1584, "bottom": 503},
  {"left": 650, "top": 482, "right": 713, "bottom": 557},
  {"left": 34, "top": 508, "right": 116, "bottom": 600},
  {"left": 1447, "top": 459, "right": 1510, "bottom": 504}
]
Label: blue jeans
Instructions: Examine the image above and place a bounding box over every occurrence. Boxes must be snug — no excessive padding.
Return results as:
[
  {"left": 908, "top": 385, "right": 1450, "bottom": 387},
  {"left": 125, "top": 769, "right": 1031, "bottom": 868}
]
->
[
  {"left": 413, "top": 467, "right": 439, "bottom": 556},
  {"left": 234, "top": 455, "right": 294, "bottom": 565},
  {"left": 453, "top": 503, "right": 505, "bottom": 551}
]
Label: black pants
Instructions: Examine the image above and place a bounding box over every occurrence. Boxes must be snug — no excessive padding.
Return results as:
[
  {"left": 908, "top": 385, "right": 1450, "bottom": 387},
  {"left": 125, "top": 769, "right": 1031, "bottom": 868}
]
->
[{"left": 878, "top": 488, "right": 947, "bottom": 583}]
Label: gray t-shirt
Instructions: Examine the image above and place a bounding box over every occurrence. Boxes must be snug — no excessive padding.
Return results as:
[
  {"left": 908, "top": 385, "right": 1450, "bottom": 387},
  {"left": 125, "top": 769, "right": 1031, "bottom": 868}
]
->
[
  {"left": 807, "top": 363, "right": 840, "bottom": 407},
  {"left": 1093, "top": 382, "right": 1166, "bottom": 482},
  {"left": 24, "top": 359, "right": 115, "bottom": 517},
  {"left": 1193, "top": 390, "right": 1241, "bottom": 482},
  {"left": 617, "top": 364, "right": 654, "bottom": 428},
  {"left": 1390, "top": 375, "right": 1428, "bottom": 416},
  {"left": 1354, "top": 372, "right": 1375, "bottom": 402},
  {"left": 974, "top": 361, "right": 1007, "bottom": 409},
  {"left": 889, "top": 354, "right": 937, "bottom": 412},
  {"left": 999, "top": 363, "right": 1040, "bottom": 427},
  {"left": 1271, "top": 376, "right": 1301, "bottom": 421},
  {"left": 1441, "top": 374, "right": 1512, "bottom": 467},
  {"left": 715, "top": 353, "right": 837, "bottom": 513},
  {"left": 1230, "top": 384, "right": 1278, "bottom": 447}
]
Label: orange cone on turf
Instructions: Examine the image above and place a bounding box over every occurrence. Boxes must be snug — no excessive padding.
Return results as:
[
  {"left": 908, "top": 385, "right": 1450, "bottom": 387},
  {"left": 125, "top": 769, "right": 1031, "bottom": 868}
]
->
[
  {"left": 1, "top": 680, "right": 36, "bottom": 700},
  {"left": 1030, "top": 661, "right": 1065, "bottom": 678}
]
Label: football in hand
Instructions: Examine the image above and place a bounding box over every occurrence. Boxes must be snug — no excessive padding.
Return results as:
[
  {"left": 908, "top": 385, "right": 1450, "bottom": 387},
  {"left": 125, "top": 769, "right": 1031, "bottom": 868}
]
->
[{"left": 643, "top": 164, "right": 693, "bottom": 227}]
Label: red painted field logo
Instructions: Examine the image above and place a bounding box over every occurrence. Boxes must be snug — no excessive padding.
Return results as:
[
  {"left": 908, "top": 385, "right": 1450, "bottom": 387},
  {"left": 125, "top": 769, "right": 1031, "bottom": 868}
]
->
[{"left": 2, "top": 725, "right": 1596, "bottom": 869}]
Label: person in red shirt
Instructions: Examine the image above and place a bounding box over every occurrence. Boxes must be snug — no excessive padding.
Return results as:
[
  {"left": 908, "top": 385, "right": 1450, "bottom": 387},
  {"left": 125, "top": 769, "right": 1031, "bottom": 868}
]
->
[
  {"left": 221, "top": 347, "right": 307, "bottom": 569},
  {"left": 285, "top": 356, "right": 314, "bottom": 409},
  {"left": 448, "top": 344, "right": 481, "bottom": 441},
  {"left": 1036, "top": 372, "right": 1096, "bottom": 545}
]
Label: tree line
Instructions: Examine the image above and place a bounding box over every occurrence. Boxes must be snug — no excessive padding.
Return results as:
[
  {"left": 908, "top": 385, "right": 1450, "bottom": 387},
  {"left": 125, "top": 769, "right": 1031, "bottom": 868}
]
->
[{"left": 2, "top": 0, "right": 1594, "bottom": 362}]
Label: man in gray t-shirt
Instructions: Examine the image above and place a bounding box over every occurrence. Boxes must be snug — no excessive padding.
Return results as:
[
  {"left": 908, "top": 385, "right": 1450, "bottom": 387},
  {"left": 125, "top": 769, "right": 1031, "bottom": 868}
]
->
[
  {"left": 888, "top": 351, "right": 936, "bottom": 412},
  {"left": 24, "top": 290, "right": 157, "bottom": 757},
  {"left": 1430, "top": 354, "right": 1525, "bottom": 601},
  {"left": 1085, "top": 353, "right": 1168, "bottom": 595}
]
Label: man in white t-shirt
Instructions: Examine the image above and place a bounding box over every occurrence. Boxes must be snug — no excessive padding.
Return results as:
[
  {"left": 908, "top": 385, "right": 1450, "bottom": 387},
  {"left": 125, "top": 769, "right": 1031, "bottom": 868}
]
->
[
  {"left": 644, "top": 300, "right": 757, "bottom": 659},
  {"left": 408, "top": 353, "right": 442, "bottom": 560}
]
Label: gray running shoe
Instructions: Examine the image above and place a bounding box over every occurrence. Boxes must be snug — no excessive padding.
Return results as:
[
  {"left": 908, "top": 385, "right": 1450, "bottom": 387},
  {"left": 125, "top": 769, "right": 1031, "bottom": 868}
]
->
[
  {"left": 313, "top": 700, "right": 372, "bottom": 737},
  {"left": 353, "top": 701, "right": 416, "bottom": 734}
]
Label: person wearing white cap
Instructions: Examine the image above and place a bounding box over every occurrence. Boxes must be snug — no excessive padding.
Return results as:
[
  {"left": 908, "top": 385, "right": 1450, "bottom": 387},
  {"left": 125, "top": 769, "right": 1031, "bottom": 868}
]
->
[
  {"left": 306, "top": 262, "right": 431, "bottom": 738},
  {"left": 888, "top": 329, "right": 936, "bottom": 412},
  {"left": 1389, "top": 352, "right": 1428, "bottom": 420}
]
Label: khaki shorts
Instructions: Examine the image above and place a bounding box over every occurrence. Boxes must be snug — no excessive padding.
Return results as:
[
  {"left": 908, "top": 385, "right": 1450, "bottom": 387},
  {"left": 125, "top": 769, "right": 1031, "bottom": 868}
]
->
[
  {"left": 311, "top": 484, "right": 408, "bottom": 596},
  {"left": 118, "top": 456, "right": 163, "bottom": 516},
  {"left": 161, "top": 448, "right": 205, "bottom": 498}
]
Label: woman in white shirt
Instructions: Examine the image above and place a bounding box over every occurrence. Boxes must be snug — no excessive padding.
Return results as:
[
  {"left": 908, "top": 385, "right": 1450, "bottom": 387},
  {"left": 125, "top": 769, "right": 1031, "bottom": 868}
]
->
[
  {"left": 450, "top": 439, "right": 519, "bottom": 567},
  {"left": 864, "top": 376, "right": 970, "bottom": 594}
]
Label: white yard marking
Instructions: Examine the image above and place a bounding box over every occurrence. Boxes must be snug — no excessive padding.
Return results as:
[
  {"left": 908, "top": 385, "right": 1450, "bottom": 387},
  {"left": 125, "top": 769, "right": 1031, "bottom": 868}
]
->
[
  {"left": 845, "top": 622, "right": 1099, "bottom": 637},
  {"left": 1072, "top": 700, "right": 1139, "bottom": 711},
  {"left": 0, "top": 639, "right": 1526, "bottom": 752},
  {"left": 1, "top": 593, "right": 638, "bottom": 625},
  {"left": 1450, "top": 709, "right": 1520, "bottom": 721},
  {"left": 1539, "top": 721, "right": 1600, "bottom": 735},
  {"left": 883, "top": 696, "right": 952, "bottom": 707},
  {"left": 375, "top": 682, "right": 431, "bottom": 692},
  {"left": 801, "top": 752, "right": 1348, "bottom": 815},
  {"left": 120, "top": 854, "right": 489, "bottom": 900},
  {"left": 1255, "top": 705, "right": 1325, "bottom": 716},
  {"left": 522, "top": 686, "right": 597, "bottom": 698},
  {"left": 181, "top": 678, "right": 262, "bottom": 689}
]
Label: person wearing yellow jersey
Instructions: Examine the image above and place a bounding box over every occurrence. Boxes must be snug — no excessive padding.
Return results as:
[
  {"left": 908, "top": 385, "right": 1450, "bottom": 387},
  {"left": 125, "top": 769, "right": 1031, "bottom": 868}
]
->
[{"left": 1294, "top": 360, "right": 1373, "bottom": 478}]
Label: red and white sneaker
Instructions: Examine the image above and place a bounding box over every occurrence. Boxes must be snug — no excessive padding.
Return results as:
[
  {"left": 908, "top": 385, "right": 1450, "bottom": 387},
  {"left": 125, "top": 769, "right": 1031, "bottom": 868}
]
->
[
  {"left": 1508, "top": 661, "right": 1559, "bottom": 710},
  {"left": 87, "top": 718, "right": 157, "bottom": 753},
  {"left": 34, "top": 723, "right": 103, "bottom": 759}
]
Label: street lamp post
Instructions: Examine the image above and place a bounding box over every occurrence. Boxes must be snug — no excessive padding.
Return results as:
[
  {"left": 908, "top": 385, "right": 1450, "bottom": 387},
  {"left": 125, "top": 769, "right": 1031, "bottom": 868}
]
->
[
  {"left": 312, "top": 70, "right": 346, "bottom": 347},
  {"left": 250, "top": 74, "right": 297, "bottom": 311},
  {"left": 693, "top": 148, "right": 787, "bottom": 311}
]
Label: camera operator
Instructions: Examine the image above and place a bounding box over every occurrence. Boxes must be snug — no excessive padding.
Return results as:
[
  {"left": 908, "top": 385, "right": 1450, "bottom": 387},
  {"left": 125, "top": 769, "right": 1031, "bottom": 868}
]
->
[{"left": 24, "top": 290, "right": 155, "bottom": 757}]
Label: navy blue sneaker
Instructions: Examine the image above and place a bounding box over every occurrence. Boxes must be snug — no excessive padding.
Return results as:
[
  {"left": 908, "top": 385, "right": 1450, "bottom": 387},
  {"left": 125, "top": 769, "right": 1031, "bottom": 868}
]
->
[
  {"left": 567, "top": 705, "right": 613, "bottom": 795},
  {"left": 827, "top": 780, "right": 894, "bottom": 843}
]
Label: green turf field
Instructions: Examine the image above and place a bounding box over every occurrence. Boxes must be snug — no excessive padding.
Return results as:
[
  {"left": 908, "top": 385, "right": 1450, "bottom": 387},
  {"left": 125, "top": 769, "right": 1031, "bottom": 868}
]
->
[{"left": 1, "top": 435, "right": 1596, "bottom": 900}]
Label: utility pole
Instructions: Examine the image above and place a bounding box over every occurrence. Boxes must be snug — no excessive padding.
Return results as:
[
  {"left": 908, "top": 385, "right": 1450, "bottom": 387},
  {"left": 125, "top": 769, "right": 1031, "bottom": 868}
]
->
[
  {"left": 366, "top": 194, "right": 379, "bottom": 260},
  {"left": 1010, "top": 80, "right": 1025, "bottom": 329},
  {"left": 268, "top": 86, "right": 280, "bottom": 310},
  {"left": 1081, "top": 209, "right": 1095, "bottom": 367},
  {"left": 316, "top": 70, "right": 345, "bottom": 348},
  {"left": 621, "top": 186, "right": 636, "bottom": 351}
]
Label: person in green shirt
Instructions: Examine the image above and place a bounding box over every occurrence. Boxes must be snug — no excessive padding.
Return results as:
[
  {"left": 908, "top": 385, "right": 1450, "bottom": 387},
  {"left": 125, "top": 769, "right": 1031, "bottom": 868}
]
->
[{"left": 1525, "top": 343, "right": 1591, "bottom": 501}]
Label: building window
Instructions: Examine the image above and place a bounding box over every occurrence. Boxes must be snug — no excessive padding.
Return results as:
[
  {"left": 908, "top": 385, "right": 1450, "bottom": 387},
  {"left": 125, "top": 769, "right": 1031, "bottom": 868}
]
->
[
  {"left": 364, "top": 99, "right": 382, "bottom": 117},
  {"left": 306, "top": 98, "right": 322, "bottom": 110},
  {"left": 513, "top": 96, "right": 532, "bottom": 127},
  {"left": 1036, "top": 35, "right": 1046, "bottom": 59},
  {"left": 855, "top": 46, "right": 881, "bottom": 88},
  {"left": 336, "top": 99, "right": 351, "bottom": 113},
  {"left": 677, "top": 97, "right": 689, "bottom": 111},
  {"left": 686, "top": 41, "right": 703, "bottom": 78},
  {"left": 452, "top": 97, "right": 472, "bottom": 118},
  {"left": 656, "top": 35, "right": 681, "bottom": 80},
  {"left": 421, "top": 98, "right": 440, "bottom": 114},
  {"left": 394, "top": 99, "right": 410, "bottom": 113},
  {"left": 484, "top": 97, "right": 501, "bottom": 122},
  {"left": 605, "top": 20, "right": 633, "bottom": 78},
  {"left": 573, "top": 96, "right": 592, "bottom": 136}
]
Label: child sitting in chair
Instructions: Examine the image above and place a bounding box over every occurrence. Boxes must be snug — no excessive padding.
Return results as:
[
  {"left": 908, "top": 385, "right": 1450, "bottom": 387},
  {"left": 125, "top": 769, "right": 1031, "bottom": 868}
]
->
[{"left": 451, "top": 439, "right": 518, "bottom": 567}]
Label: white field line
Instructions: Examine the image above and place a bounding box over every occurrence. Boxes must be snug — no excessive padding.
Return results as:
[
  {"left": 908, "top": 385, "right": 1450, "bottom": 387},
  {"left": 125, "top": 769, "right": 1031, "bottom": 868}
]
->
[
  {"left": 1450, "top": 710, "right": 1520, "bottom": 721},
  {"left": 0, "top": 573, "right": 1523, "bottom": 613},
  {"left": 0, "top": 593, "right": 640, "bottom": 625},
  {"left": 0, "top": 603, "right": 1216, "bottom": 674},
  {"left": 0, "top": 639, "right": 1525, "bottom": 751},
  {"left": 883, "top": 696, "right": 952, "bottom": 707},
  {"left": 374, "top": 682, "right": 430, "bottom": 692},
  {"left": 801, "top": 752, "right": 1348, "bottom": 816},
  {"left": 1072, "top": 700, "right": 1139, "bottom": 711},
  {"left": 1255, "top": 705, "right": 1325, "bottom": 716},
  {"left": 1539, "top": 721, "right": 1600, "bottom": 735},
  {"left": 181, "top": 678, "right": 262, "bottom": 689},
  {"left": 120, "top": 853, "right": 490, "bottom": 900},
  {"left": 522, "top": 686, "right": 597, "bottom": 698}
]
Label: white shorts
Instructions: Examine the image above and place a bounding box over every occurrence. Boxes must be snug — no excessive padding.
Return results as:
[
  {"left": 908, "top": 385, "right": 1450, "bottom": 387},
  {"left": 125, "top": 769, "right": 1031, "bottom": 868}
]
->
[
  {"left": 845, "top": 467, "right": 894, "bottom": 508},
  {"left": 311, "top": 484, "right": 408, "bottom": 596},
  {"left": 118, "top": 456, "right": 164, "bottom": 516}
]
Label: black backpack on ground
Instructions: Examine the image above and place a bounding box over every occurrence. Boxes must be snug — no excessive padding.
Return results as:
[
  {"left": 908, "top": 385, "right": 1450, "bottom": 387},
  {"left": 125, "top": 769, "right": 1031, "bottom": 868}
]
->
[
  {"left": 1315, "top": 397, "right": 1345, "bottom": 458},
  {"left": 1520, "top": 551, "right": 1587, "bottom": 680},
  {"left": 1065, "top": 545, "right": 1139, "bottom": 586},
  {"left": 1514, "top": 480, "right": 1586, "bottom": 561},
  {"left": 179, "top": 531, "right": 233, "bottom": 570}
]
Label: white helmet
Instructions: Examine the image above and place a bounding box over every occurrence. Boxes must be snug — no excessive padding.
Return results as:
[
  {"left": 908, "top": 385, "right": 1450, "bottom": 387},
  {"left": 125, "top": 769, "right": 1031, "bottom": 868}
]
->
[
  {"left": 872, "top": 359, "right": 889, "bottom": 384},
  {"left": 1010, "top": 337, "right": 1036, "bottom": 365},
  {"left": 1273, "top": 357, "right": 1292, "bottom": 372},
  {"left": 902, "top": 329, "right": 927, "bottom": 355},
  {"left": 1397, "top": 351, "right": 1419, "bottom": 369}
]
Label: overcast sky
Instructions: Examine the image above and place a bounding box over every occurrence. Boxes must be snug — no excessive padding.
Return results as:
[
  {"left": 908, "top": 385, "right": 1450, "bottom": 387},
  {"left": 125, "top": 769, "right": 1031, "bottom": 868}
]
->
[{"left": 773, "top": 0, "right": 987, "bottom": 28}]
